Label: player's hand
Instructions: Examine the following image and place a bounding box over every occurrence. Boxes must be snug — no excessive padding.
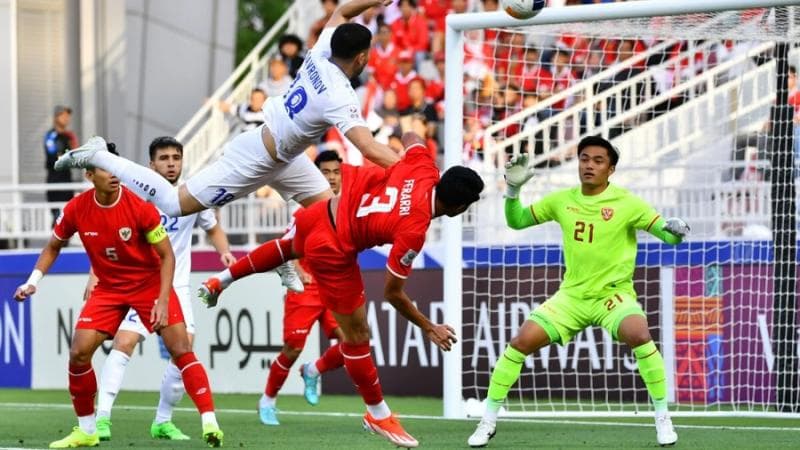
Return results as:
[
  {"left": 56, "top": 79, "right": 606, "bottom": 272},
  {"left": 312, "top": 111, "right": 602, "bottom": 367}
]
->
[
  {"left": 150, "top": 298, "right": 169, "bottom": 331},
  {"left": 426, "top": 324, "right": 457, "bottom": 352},
  {"left": 299, "top": 271, "right": 313, "bottom": 284},
  {"left": 220, "top": 252, "right": 237, "bottom": 267},
  {"left": 13, "top": 284, "right": 36, "bottom": 302},
  {"left": 504, "top": 153, "right": 535, "bottom": 198},
  {"left": 664, "top": 217, "right": 690, "bottom": 238}
]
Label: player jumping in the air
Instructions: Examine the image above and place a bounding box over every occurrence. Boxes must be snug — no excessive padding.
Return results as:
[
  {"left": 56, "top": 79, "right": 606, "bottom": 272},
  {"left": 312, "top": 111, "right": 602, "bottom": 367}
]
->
[
  {"left": 199, "top": 133, "right": 484, "bottom": 448},
  {"left": 53, "top": 0, "right": 397, "bottom": 294},
  {"left": 53, "top": 0, "right": 396, "bottom": 217},
  {"left": 91, "top": 137, "right": 236, "bottom": 441},
  {"left": 14, "top": 150, "right": 223, "bottom": 448},
  {"left": 467, "top": 136, "right": 687, "bottom": 448},
  {"left": 259, "top": 151, "right": 347, "bottom": 426}
]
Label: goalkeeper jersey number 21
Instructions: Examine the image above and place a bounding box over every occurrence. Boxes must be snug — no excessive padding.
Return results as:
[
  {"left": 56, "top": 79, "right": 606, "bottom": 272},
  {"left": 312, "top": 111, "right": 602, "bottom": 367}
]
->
[{"left": 529, "top": 184, "right": 661, "bottom": 300}]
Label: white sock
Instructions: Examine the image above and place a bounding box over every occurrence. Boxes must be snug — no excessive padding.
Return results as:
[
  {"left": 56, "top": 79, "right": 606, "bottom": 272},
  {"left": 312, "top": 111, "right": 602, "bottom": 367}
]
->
[
  {"left": 217, "top": 269, "right": 233, "bottom": 288},
  {"left": 306, "top": 361, "right": 320, "bottom": 378},
  {"left": 78, "top": 414, "right": 96, "bottom": 435},
  {"left": 482, "top": 399, "right": 502, "bottom": 423},
  {"left": 201, "top": 411, "right": 218, "bottom": 428},
  {"left": 259, "top": 393, "right": 276, "bottom": 409},
  {"left": 91, "top": 151, "right": 182, "bottom": 216},
  {"left": 653, "top": 398, "right": 669, "bottom": 415},
  {"left": 96, "top": 349, "right": 130, "bottom": 419},
  {"left": 366, "top": 401, "right": 391, "bottom": 420},
  {"left": 154, "top": 361, "right": 184, "bottom": 424}
]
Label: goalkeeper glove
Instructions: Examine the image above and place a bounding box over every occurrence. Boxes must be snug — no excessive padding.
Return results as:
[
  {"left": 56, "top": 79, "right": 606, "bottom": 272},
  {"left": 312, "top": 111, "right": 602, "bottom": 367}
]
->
[
  {"left": 663, "top": 217, "right": 690, "bottom": 238},
  {"left": 504, "top": 153, "right": 535, "bottom": 199}
]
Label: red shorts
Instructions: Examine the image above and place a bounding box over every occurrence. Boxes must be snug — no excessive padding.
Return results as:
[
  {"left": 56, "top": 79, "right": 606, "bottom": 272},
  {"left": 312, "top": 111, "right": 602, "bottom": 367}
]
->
[
  {"left": 283, "top": 294, "right": 339, "bottom": 349},
  {"left": 293, "top": 200, "right": 366, "bottom": 315},
  {"left": 77, "top": 283, "right": 184, "bottom": 336}
]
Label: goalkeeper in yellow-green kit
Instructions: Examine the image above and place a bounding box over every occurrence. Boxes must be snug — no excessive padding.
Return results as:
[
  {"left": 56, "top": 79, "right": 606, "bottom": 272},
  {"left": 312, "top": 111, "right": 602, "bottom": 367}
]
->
[{"left": 468, "top": 136, "right": 688, "bottom": 448}]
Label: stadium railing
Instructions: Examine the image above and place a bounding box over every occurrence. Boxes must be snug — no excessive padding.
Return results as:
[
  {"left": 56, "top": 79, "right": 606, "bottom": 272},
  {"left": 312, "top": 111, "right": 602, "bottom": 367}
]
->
[{"left": 0, "top": 161, "right": 780, "bottom": 249}]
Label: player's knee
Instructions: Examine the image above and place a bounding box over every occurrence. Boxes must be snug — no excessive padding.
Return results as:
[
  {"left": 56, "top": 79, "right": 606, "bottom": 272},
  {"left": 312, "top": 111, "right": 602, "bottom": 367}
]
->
[
  {"left": 281, "top": 342, "right": 304, "bottom": 360},
  {"left": 343, "top": 323, "right": 370, "bottom": 343},
  {"left": 163, "top": 337, "right": 191, "bottom": 358},
  {"left": 68, "top": 346, "right": 93, "bottom": 365},
  {"left": 625, "top": 331, "right": 653, "bottom": 349},
  {"left": 112, "top": 334, "right": 139, "bottom": 356}
]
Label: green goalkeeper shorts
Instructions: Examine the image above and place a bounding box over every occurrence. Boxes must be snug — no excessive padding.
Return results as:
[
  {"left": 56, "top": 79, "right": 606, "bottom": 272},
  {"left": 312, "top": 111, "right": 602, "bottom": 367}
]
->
[{"left": 529, "top": 289, "right": 646, "bottom": 345}]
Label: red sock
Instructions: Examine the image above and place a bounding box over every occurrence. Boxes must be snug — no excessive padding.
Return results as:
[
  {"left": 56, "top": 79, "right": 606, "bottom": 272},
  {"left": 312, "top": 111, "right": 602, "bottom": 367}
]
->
[
  {"left": 175, "top": 352, "right": 215, "bottom": 413},
  {"left": 68, "top": 363, "right": 96, "bottom": 416},
  {"left": 265, "top": 352, "right": 295, "bottom": 397},
  {"left": 230, "top": 239, "right": 293, "bottom": 280},
  {"left": 316, "top": 343, "right": 344, "bottom": 374},
  {"left": 341, "top": 342, "right": 383, "bottom": 405}
]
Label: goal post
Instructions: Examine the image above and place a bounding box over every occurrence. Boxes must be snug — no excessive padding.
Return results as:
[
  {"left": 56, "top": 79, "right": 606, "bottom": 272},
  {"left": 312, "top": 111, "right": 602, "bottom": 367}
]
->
[{"left": 442, "top": 0, "right": 800, "bottom": 419}]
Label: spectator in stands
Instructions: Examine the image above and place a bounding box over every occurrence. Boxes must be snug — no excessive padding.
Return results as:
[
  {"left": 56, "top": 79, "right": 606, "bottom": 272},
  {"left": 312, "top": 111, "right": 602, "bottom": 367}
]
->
[
  {"left": 44, "top": 105, "right": 78, "bottom": 225},
  {"left": 278, "top": 34, "right": 305, "bottom": 78},
  {"left": 401, "top": 78, "right": 438, "bottom": 146},
  {"left": 421, "top": 0, "right": 450, "bottom": 54},
  {"left": 520, "top": 46, "right": 554, "bottom": 98},
  {"left": 368, "top": 20, "right": 398, "bottom": 90},
  {"left": 377, "top": 89, "right": 400, "bottom": 127},
  {"left": 425, "top": 51, "right": 446, "bottom": 105},
  {"left": 788, "top": 66, "right": 800, "bottom": 174},
  {"left": 307, "top": 0, "right": 339, "bottom": 48},
  {"left": 550, "top": 49, "right": 577, "bottom": 110},
  {"left": 260, "top": 56, "right": 293, "bottom": 97},
  {"left": 218, "top": 88, "right": 267, "bottom": 133},
  {"left": 392, "top": 50, "right": 418, "bottom": 111},
  {"left": 391, "top": 0, "right": 430, "bottom": 68}
]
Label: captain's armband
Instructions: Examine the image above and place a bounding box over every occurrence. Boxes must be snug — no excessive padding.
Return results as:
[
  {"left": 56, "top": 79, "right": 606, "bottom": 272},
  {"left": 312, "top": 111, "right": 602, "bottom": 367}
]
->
[{"left": 146, "top": 224, "right": 168, "bottom": 244}]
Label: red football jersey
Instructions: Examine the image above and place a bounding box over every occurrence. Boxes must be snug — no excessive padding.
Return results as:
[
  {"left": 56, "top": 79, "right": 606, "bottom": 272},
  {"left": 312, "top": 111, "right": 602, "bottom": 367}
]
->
[
  {"left": 336, "top": 145, "right": 439, "bottom": 279},
  {"left": 54, "top": 187, "right": 165, "bottom": 292}
]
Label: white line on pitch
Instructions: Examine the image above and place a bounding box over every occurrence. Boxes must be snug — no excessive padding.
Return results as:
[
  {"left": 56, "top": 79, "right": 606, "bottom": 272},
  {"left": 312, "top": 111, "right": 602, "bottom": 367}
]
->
[{"left": 0, "top": 402, "right": 799, "bottom": 432}]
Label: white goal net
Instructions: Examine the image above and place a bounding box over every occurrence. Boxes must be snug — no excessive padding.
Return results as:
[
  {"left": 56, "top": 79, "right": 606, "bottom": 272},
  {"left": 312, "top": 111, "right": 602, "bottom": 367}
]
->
[{"left": 444, "top": 2, "right": 800, "bottom": 417}]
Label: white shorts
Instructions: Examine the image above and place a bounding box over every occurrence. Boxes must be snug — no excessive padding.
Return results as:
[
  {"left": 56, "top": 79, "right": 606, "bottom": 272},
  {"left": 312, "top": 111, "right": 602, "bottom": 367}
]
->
[
  {"left": 185, "top": 126, "right": 330, "bottom": 208},
  {"left": 118, "top": 286, "right": 195, "bottom": 337}
]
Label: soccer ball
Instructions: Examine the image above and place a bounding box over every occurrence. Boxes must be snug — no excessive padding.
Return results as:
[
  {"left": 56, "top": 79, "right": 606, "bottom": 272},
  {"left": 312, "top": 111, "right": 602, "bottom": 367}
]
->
[{"left": 500, "top": 0, "right": 546, "bottom": 20}]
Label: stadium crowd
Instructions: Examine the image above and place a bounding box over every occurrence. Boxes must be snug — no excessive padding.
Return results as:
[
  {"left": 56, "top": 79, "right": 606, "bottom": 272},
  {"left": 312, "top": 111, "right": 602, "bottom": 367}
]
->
[{"left": 219, "top": 0, "right": 771, "bottom": 173}]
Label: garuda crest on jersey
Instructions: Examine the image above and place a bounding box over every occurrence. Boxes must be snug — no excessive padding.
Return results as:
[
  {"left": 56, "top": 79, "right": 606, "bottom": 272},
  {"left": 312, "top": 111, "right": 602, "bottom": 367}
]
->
[
  {"left": 601, "top": 208, "right": 614, "bottom": 221},
  {"left": 119, "top": 227, "right": 132, "bottom": 241}
]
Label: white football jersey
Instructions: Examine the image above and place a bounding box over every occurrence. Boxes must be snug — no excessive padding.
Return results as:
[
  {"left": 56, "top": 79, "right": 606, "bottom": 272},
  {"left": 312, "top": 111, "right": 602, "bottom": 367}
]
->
[
  {"left": 262, "top": 27, "right": 367, "bottom": 162},
  {"left": 159, "top": 208, "right": 217, "bottom": 288}
]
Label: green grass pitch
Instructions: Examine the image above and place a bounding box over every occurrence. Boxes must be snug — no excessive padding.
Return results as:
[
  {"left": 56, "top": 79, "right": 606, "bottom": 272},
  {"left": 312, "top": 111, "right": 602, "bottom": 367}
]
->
[{"left": 0, "top": 389, "right": 798, "bottom": 449}]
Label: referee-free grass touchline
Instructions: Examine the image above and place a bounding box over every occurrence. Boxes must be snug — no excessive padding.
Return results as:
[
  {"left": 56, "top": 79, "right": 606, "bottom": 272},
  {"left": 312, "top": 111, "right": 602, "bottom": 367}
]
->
[{"left": 1, "top": 402, "right": 798, "bottom": 433}]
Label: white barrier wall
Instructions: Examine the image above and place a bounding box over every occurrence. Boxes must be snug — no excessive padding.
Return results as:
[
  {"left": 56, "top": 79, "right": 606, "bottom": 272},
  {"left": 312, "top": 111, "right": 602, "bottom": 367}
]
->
[{"left": 29, "top": 272, "right": 316, "bottom": 394}]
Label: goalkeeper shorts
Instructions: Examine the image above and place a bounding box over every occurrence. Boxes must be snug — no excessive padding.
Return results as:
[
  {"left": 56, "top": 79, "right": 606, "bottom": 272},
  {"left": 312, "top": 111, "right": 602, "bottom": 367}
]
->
[{"left": 529, "top": 289, "right": 646, "bottom": 345}]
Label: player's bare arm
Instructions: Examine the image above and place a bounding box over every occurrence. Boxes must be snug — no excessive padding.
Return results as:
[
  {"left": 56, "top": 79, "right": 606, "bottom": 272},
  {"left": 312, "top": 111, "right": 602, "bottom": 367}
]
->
[
  {"left": 205, "top": 223, "right": 236, "bottom": 267},
  {"left": 327, "top": 0, "right": 393, "bottom": 29},
  {"left": 345, "top": 126, "right": 401, "bottom": 168},
  {"left": 151, "top": 236, "right": 176, "bottom": 331},
  {"left": 83, "top": 267, "right": 99, "bottom": 302},
  {"left": 13, "top": 236, "right": 68, "bottom": 301},
  {"left": 384, "top": 272, "right": 457, "bottom": 351}
]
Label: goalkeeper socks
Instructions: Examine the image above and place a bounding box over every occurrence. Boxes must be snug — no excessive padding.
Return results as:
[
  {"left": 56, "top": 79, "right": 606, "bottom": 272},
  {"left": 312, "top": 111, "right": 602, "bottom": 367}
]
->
[
  {"left": 175, "top": 352, "right": 215, "bottom": 414},
  {"left": 96, "top": 349, "right": 130, "bottom": 419},
  {"left": 68, "top": 363, "right": 97, "bottom": 419},
  {"left": 265, "top": 352, "right": 294, "bottom": 398},
  {"left": 487, "top": 345, "right": 527, "bottom": 406},
  {"left": 226, "top": 239, "right": 293, "bottom": 286},
  {"left": 90, "top": 151, "right": 181, "bottom": 216},
  {"left": 155, "top": 361, "right": 184, "bottom": 424},
  {"left": 315, "top": 343, "right": 344, "bottom": 375},
  {"left": 341, "top": 342, "right": 384, "bottom": 406},
  {"left": 633, "top": 341, "right": 668, "bottom": 413}
]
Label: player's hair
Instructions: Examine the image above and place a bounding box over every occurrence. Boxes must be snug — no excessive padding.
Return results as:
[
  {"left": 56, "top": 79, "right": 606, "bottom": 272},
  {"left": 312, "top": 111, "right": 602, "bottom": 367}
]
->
[
  {"left": 331, "top": 23, "right": 372, "bottom": 60},
  {"left": 399, "top": 0, "right": 417, "bottom": 7},
  {"left": 315, "top": 150, "right": 343, "bottom": 167},
  {"left": 148, "top": 136, "right": 183, "bottom": 161},
  {"left": 577, "top": 135, "right": 620, "bottom": 166},
  {"left": 437, "top": 166, "right": 484, "bottom": 207}
]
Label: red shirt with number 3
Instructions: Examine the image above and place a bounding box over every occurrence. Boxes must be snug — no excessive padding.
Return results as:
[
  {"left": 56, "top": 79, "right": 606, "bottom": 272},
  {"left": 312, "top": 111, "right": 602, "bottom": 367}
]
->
[{"left": 336, "top": 145, "right": 440, "bottom": 279}]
